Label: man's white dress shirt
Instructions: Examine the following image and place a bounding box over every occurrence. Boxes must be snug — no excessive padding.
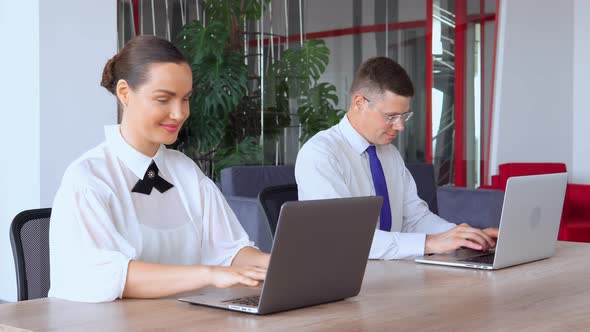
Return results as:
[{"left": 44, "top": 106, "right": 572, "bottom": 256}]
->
[
  {"left": 295, "top": 114, "right": 455, "bottom": 259},
  {"left": 49, "top": 125, "right": 253, "bottom": 303}
]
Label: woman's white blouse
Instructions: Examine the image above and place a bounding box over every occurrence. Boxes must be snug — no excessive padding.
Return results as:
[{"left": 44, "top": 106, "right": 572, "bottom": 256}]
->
[{"left": 48, "top": 125, "right": 253, "bottom": 303}]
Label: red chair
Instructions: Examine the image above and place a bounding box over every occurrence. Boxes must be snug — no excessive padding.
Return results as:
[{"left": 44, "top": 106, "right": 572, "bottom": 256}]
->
[
  {"left": 560, "top": 184, "right": 590, "bottom": 243},
  {"left": 497, "top": 163, "right": 567, "bottom": 191},
  {"left": 481, "top": 162, "right": 567, "bottom": 191},
  {"left": 481, "top": 163, "right": 590, "bottom": 243}
]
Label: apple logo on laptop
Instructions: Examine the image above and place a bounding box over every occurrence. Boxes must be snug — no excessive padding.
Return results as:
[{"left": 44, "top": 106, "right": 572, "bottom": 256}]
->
[{"left": 529, "top": 206, "right": 542, "bottom": 228}]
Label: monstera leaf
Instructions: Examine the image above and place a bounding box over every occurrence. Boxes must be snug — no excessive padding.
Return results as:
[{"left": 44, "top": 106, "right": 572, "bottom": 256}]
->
[
  {"left": 177, "top": 21, "right": 229, "bottom": 64},
  {"left": 297, "top": 82, "right": 345, "bottom": 143},
  {"left": 275, "top": 39, "right": 330, "bottom": 97},
  {"left": 177, "top": 29, "right": 248, "bottom": 155},
  {"left": 192, "top": 53, "right": 248, "bottom": 118}
]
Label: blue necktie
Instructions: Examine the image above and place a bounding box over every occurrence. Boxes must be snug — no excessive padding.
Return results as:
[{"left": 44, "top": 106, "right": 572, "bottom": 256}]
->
[{"left": 366, "top": 145, "right": 392, "bottom": 231}]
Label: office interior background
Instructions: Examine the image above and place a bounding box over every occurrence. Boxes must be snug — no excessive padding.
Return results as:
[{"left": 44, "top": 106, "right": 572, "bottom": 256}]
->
[{"left": 1, "top": 0, "right": 589, "bottom": 302}]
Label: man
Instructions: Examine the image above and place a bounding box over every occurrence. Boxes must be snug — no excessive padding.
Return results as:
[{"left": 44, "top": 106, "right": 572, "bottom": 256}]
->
[{"left": 295, "top": 57, "right": 498, "bottom": 259}]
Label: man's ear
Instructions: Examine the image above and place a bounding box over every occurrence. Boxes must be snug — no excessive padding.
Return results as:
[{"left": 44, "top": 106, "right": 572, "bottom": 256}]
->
[
  {"left": 116, "top": 79, "right": 130, "bottom": 107},
  {"left": 351, "top": 93, "right": 367, "bottom": 112}
]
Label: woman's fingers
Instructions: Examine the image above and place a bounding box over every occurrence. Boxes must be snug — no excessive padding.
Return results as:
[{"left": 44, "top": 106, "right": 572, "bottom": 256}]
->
[
  {"left": 238, "top": 276, "right": 259, "bottom": 287},
  {"left": 241, "top": 267, "right": 267, "bottom": 280}
]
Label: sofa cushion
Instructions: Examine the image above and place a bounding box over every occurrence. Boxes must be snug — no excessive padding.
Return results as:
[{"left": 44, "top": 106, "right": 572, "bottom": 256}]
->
[
  {"left": 437, "top": 186, "right": 504, "bottom": 229},
  {"left": 220, "top": 165, "right": 296, "bottom": 198}
]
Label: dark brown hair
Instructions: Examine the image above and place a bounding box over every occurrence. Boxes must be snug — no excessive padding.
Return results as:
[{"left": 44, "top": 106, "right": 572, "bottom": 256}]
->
[
  {"left": 350, "top": 57, "right": 414, "bottom": 98},
  {"left": 100, "top": 35, "right": 188, "bottom": 95}
]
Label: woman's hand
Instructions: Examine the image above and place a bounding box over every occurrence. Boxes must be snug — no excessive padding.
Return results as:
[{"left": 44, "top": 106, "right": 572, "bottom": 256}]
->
[
  {"left": 207, "top": 266, "right": 267, "bottom": 288},
  {"left": 231, "top": 246, "right": 271, "bottom": 269},
  {"left": 123, "top": 261, "right": 266, "bottom": 299}
]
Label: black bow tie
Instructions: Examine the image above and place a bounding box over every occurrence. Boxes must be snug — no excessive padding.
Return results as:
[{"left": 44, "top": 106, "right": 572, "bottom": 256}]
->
[{"left": 131, "top": 161, "right": 174, "bottom": 195}]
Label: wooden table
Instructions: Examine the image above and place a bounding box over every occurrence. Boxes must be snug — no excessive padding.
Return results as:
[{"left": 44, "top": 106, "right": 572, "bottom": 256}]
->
[{"left": 1, "top": 242, "right": 589, "bottom": 331}]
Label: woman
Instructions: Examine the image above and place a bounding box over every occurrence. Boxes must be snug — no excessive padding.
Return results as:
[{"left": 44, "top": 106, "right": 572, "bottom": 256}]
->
[{"left": 49, "top": 36, "right": 269, "bottom": 303}]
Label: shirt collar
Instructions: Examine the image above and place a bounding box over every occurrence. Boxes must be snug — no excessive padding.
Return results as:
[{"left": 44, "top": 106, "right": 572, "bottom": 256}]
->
[
  {"left": 104, "top": 125, "right": 168, "bottom": 180},
  {"left": 338, "top": 113, "right": 371, "bottom": 155}
]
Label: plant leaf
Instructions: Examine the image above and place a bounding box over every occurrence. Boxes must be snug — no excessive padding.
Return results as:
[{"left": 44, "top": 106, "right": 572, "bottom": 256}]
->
[
  {"left": 177, "top": 20, "right": 229, "bottom": 64},
  {"left": 297, "top": 82, "right": 344, "bottom": 143}
]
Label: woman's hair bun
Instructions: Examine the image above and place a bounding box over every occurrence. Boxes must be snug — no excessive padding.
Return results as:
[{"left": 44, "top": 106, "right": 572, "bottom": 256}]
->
[{"left": 100, "top": 54, "right": 118, "bottom": 95}]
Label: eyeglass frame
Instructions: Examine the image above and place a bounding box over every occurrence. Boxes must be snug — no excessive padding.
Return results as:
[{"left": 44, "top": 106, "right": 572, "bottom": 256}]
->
[{"left": 362, "top": 96, "right": 414, "bottom": 125}]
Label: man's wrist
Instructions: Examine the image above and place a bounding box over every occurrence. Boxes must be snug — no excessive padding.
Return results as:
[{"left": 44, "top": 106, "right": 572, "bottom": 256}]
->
[{"left": 424, "top": 234, "right": 434, "bottom": 255}]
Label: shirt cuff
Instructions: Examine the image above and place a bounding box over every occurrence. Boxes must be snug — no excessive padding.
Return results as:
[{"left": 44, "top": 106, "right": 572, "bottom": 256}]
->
[
  {"left": 118, "top": 257, "right": 132, "bottom": 299},
  {"left": 395, "top": 232, "right": 427, "bottom": 258},
  {"left": 369, "top": 231, "right": 427, "bottom": 260}
]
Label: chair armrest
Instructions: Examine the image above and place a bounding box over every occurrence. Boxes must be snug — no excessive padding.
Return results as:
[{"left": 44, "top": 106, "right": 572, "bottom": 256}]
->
[
  {"left": 491, "top": 175, "right": 500, "bottom": 188},
  {"left": 437, "top": 186, "right": 504, "bottom": 229},
  {"left": 224, "top": 195, "right": 273, "bottom": 253}
]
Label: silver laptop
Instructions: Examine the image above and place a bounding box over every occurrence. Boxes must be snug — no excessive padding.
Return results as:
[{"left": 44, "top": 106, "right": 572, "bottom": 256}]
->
[
  {"left": 415, "top": 172, "right": 567, "bottom": 270},
  {"left": 179, "top": 196, "right": 382, "bottom": 314}
]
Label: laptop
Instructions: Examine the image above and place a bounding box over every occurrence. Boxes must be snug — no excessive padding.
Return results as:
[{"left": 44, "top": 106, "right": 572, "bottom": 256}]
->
[
  {"left": 178, "top": 196, "right": 382, "bottom": 314},
  {"left": 415, "top": 172, "right": 567, "bottom": 270}
]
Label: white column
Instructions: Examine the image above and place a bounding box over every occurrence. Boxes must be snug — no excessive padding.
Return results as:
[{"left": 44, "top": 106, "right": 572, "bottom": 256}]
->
[
  {"left": 0, "top": 0, "right": 117, "bottom": 302},
  {"left": 489, "top": 0, "right": 574, "bottom": 180},
  {"left": 572, "top": 0, "right": 590, "bottom": 184}
]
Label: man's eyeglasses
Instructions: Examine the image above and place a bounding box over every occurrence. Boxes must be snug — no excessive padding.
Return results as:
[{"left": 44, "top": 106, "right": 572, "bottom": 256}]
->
[{"left": 363, "top": 96, "right": 414, "bottom": 125}]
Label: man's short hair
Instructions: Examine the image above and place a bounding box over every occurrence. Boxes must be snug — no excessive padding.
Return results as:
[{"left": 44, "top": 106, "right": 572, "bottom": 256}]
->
[{"left": 350, "top": 57, "right": 414, "bottom": 98}]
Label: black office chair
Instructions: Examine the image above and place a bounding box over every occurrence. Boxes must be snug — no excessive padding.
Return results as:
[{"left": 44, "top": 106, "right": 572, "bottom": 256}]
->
[
  {"left": 405, "top": 163, "right": 439, "bottom": 214},
  {"left": 9, "top": 208, "right": 52, "bottom": 301},
  {"left": 257, "top": 184, "right": 298, "bottom": 237}
]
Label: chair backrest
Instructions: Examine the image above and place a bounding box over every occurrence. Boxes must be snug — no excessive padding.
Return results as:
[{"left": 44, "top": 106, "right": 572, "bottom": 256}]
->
[
  {"left": 498, "top": 162, "right": 567, "bottom": 190},
  {"left": 221, "top": 165, "right": 295, "bottom": 198},
  {"left": 405, "top": 163, "right": 438, "bottom": 214},
  {"left": 9, "top": 208, "right": 52, "bottom": 301},
  {"left": 257, "top": 184, "right": 298, "bottom": 236}
]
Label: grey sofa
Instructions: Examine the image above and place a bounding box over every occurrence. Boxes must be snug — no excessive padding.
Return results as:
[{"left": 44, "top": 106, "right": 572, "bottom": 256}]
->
[
  {"left": 221, "top": 164, "right": 504, "bottom": 253},
  {"left": 437, "top": 186, "right": 504, "bottom": 229}
]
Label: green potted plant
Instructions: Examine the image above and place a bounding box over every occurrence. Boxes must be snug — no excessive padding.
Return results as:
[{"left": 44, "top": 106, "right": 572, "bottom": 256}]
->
[{"left": 175, "top": 0, "right": 343, "bottom": 179}]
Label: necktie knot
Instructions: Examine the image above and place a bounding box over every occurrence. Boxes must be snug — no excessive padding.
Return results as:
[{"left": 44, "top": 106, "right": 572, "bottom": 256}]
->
[
  {"left": 132, "top": 160, "right": 174, "bottom": 195},
  {"left": 366, "top": 145, "right": 377, "bottom": 156}
]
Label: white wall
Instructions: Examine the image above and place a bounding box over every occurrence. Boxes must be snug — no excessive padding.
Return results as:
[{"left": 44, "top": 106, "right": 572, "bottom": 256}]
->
[
  {"left": 0, "top": 0, "right": 117, "bottom": 302},
  {"left": 39, "top": 1, "right": 118, "bottom": 206},
  {"left": 572, "top": 0, "right": 590, "bottom": 184},
  {"left": 0, "top": 0, "right": 41, "bottom": 301},
  {"left": 489, "top": 0, "right": 574, "bottom": 180}
]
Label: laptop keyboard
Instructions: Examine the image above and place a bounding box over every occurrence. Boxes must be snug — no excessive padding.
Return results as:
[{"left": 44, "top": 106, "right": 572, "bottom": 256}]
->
[
  {"left": 222, "top": 295, "right": 260, "bottom": 307},
  {"left": 461, "top": 253, "right": 495, "bottom": 265}
]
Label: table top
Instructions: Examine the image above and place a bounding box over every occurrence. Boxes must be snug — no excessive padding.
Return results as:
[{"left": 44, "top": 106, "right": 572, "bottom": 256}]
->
[{"left": 1, "top": 241, "right": 589, "bottom": 332}]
